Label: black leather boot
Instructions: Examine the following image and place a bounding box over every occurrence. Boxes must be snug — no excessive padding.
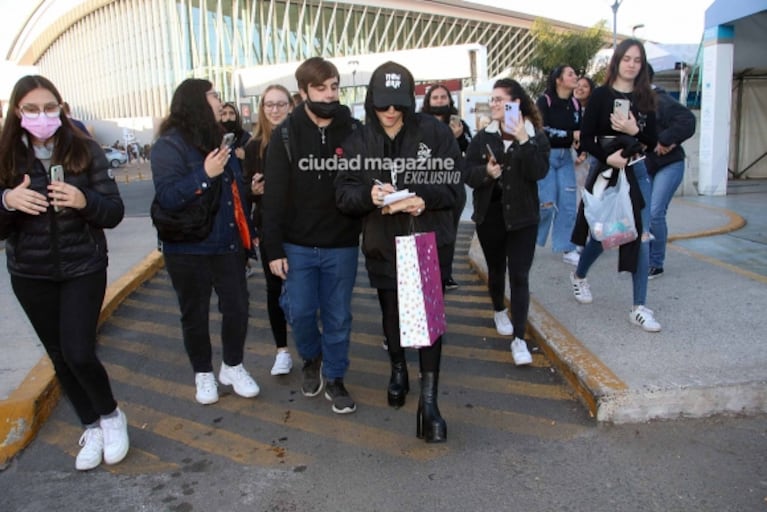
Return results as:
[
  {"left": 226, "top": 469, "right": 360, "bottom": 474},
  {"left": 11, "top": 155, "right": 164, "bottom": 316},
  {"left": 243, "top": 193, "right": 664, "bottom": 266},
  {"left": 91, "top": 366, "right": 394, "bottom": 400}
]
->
[
  {"left": 416, "top": 371, "right": 446, "bottom": 442},
  {"left": 387, "top": 351, "right": 409, "bottom": 408}
]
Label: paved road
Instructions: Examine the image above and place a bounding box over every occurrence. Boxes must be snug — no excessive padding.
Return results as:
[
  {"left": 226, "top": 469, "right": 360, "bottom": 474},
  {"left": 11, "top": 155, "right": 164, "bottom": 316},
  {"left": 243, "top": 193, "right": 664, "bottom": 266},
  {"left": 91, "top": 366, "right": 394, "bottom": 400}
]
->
[{"left": 1, "top": 221, "right": 765, "bottom": 511}]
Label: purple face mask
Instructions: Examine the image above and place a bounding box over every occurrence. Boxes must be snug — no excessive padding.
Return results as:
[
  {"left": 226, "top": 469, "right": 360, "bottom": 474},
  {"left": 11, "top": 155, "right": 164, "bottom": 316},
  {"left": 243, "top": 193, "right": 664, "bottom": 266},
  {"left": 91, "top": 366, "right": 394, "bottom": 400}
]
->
[{"left": 21, "top": 115, "right": 62, "bottom": 141}]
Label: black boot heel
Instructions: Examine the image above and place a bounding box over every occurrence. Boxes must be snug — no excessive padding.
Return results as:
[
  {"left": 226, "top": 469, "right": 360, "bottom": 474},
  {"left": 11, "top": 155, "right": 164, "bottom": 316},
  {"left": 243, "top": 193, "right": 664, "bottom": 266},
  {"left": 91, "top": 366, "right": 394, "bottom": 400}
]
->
[
  {"left": 417, "top": 372, "right": 446, "bottom": 443},
  {"left": 387, "top": 355, "right": 409, "bottom": 408}
]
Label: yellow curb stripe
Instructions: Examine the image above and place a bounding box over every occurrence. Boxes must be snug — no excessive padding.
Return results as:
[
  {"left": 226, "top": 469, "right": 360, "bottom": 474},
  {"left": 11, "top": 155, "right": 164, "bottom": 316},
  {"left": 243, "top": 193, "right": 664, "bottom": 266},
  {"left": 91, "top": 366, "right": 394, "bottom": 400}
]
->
[
  {"left": 105, "top": 363, "right": 449, "bottom": 462},
  {"left": 668, "top": 199, "right": 746, "bottom": 241}
]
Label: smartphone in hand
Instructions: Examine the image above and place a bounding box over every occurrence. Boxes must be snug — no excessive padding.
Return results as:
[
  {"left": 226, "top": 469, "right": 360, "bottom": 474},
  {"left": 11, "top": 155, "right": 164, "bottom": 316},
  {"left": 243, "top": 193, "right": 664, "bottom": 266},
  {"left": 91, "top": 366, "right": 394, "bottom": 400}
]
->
[
  {"left": 485, "top": 144, "right": 496, "bottom": 162},
  {"left": 504, "top": 101, "right": 520, "bottom": 130},
  {"left": 613, "top": 99, "right": 630, "bottom": 118},
  {"left": 449, "top": 115, "right": 461, "bottom": 129},
  {"left": 221, "top": 132, "right": 235, "bottom": 149},
  {"left": 50, "top": 164, "right": 64, "bottom": 212}
]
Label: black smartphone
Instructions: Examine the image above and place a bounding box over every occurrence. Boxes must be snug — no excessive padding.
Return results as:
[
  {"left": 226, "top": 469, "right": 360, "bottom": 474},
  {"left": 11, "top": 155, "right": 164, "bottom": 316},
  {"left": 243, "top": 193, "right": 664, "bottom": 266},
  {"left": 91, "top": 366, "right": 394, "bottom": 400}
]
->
[{"left": 485, "top": 144, "right": 496, "bottom": 162}]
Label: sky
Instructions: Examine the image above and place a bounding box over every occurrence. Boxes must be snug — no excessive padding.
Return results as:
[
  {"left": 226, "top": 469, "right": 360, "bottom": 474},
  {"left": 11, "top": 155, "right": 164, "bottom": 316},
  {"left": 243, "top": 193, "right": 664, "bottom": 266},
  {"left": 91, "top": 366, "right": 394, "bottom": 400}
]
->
[
  {"left": 473, "top": 0, "right": 713, "bottom": 44},
  {"left": 0, "top": 0, "right": 713, "bottom": 62}
]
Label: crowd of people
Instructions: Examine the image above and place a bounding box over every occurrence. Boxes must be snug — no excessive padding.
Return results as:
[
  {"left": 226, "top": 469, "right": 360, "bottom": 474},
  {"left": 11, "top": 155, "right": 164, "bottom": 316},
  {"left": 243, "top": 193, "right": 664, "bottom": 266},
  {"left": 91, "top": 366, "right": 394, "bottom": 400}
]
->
[{"left": 0, "top": 37, "right": 697, "bottom": 470}]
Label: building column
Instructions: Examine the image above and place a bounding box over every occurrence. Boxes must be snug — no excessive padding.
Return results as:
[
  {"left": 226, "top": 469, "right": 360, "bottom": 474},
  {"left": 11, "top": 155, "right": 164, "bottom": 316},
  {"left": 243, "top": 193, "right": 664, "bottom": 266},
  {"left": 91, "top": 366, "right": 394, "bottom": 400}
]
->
[{"left": 698, "top": 25, "right": 734, "bottom": 196}]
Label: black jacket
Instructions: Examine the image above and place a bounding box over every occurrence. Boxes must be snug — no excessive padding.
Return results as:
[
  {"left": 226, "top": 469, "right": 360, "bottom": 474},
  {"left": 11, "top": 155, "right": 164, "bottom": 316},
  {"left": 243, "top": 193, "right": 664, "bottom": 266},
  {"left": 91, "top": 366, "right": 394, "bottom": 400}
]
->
[
  {"left": 645, "top": 86, "right": 696, "bottom": 175},
  {"left": 536, "top": 93, "right": 581, "bottom": 149},
  {"left": 465, "top": 121, "right": 550, "bottom": 230},
  {"left": 0, "top": 139, "right": 124, "bottom": 279},
  {"left": 335, "top": 113, "right": 462, "bottom": 289},
  {"left": 261, "top": 104, "right": 361, "bottom": 262}
]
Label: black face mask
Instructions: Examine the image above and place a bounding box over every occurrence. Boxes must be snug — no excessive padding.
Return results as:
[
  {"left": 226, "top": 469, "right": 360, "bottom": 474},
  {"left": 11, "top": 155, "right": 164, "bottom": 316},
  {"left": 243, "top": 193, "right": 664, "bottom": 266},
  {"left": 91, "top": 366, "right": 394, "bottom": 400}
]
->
[
  {"left": 306, "top": 99, "right": 341, "bottom": 119},
  {"left": 430, "top": 105, "right": 452, "bottom": 116},
  {"left": 222, "top": 120, "right": 238, "bottom": 132}
]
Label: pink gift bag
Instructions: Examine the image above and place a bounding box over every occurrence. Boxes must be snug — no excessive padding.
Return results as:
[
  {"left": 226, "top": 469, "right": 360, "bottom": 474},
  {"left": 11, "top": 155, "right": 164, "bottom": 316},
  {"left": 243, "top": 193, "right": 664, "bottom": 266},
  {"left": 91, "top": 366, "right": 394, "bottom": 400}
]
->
[{"left": 395, "top": 231, "right": 447, "bottom": 348}]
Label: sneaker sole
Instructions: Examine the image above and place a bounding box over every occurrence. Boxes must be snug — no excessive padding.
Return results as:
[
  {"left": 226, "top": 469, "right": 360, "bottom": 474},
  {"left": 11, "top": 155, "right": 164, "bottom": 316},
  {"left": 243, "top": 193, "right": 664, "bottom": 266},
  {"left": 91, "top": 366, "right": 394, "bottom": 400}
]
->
[
  {"left": 301, "top": 375, "right": 325, "bottom": 397},
  {"left": 218, "top": 376, "right": 260, "bottom": 398},
  {"left": 629, "top": 318, "right": 662, "bottom": 332},
  {"left": 324, "top": 391, "right": 357, "bottom": 414},
  {"left": 104, "top": 443, "right": 129, "bottom": 465},
  {"left": 270, "top": 366, "right": 292, "bottom": 376},
  {"left": 512, "top": 354, "right": 533, "bottom": 366},
  {"left": 195, "top": 394, "right": 219, "bottom": 405}
]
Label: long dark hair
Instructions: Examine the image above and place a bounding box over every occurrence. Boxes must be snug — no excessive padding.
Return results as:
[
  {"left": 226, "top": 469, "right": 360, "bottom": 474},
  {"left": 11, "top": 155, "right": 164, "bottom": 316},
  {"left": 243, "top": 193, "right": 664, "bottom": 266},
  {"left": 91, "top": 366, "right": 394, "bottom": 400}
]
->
[
  {"left": 493, "top": 78, "right": 543, "bottom": 130},
  {"left": 545, "top": 65, "right": 577, "bottom": 98},
  {"left": 604, "top": 38, "right": 655, "bottom": 112},
  {"left": 0, "top": 75, "right": 92, "bottom": 186},
  {"left": 421, "top": 84, "right": 458, "bottom": 118},
  {"left": 157, "top": 78, "right": 222, "bottom": 154}
]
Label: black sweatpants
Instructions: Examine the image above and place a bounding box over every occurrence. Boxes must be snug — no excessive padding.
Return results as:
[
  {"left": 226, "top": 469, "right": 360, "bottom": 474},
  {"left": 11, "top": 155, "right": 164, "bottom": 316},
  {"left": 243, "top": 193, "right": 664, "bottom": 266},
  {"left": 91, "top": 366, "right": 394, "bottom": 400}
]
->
[
  {"left": 475, "top": 201, "right": 537, "bottom": 339},
  {"left": 12, "top": 270, "right": 117, "bottom": 425}
]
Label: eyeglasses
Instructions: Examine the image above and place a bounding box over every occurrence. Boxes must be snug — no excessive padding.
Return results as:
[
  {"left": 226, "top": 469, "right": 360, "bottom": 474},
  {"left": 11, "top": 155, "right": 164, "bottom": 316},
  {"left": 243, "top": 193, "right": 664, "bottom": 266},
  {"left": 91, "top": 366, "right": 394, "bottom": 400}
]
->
[
  {"left": 19, "top": 103, "right": 61, "bottom": 119},
  {"left": 488, "top": 96, "right": 511, "bottom": 105},
  {"left": 374, "top": 105, "right": 406, "bottom": 112},
  {"left": 263, "top": 102, "right": 289, "bottom": 111},
  {"left": 206, "top": 90, "right": 221, "bottom": 100}
]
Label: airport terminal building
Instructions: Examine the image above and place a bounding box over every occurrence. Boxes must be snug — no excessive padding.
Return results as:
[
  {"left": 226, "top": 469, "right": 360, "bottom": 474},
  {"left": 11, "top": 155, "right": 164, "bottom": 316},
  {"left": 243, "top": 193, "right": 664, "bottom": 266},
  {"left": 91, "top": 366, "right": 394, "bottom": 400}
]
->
[{"left": 7, "top": 0, "right": 589, "bottom": 123}]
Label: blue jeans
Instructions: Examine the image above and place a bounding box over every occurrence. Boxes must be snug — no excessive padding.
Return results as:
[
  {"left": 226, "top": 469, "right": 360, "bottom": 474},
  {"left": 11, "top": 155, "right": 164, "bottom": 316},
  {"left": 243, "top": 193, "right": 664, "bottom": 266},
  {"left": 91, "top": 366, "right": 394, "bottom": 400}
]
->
[
  {"left": 649, "top": 160, "right": 685, "bottom": 269},
  {"left": 575, "top": 161, "right": 652, "bottom": 306},
  {"left": 280, "top": 244, "right": 358, "bottom": 379},
  {"left": 537, "top": 148, "right": 577, "bottom": 253}
]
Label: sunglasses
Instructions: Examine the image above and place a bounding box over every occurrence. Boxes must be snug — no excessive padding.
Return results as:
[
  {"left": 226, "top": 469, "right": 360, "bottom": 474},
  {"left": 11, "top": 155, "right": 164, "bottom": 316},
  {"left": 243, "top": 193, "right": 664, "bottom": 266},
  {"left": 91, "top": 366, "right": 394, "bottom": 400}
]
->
[{"left": 374, "top": 105, "right": 406, "bottom": 112}]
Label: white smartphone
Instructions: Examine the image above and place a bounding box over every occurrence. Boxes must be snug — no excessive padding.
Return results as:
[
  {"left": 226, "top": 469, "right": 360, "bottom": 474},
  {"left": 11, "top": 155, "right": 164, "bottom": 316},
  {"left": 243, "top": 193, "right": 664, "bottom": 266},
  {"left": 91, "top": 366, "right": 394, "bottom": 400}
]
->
[
  {"left": 504, "top": 101, "right": 520, "bottom": 129},
  {"left": 50, "top": 164, "right": 64, "bottom": 212},
  {"left": 221, "top": 132, "right": 235, "bottom": 149},
  {"left": 613, "top": 99, "right": 630, "bottom": 118}
]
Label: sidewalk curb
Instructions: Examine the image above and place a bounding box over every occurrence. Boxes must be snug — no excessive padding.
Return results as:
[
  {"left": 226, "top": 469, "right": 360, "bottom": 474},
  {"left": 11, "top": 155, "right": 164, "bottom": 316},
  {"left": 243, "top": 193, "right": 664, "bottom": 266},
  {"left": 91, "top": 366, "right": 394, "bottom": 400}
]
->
[
  {"left": 467, "top": 200, "right": 745, "bottom": 421},
  {"left": 0, "top": 251, "right": 164, "bottom": 467}
]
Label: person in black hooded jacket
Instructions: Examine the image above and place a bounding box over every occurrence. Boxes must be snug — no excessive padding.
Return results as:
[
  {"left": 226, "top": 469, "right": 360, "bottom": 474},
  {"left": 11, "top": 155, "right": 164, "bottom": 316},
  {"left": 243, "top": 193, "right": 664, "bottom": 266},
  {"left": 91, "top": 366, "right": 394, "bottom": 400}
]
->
[
  {"left": 262, "top": 57, "right": 362, "bottom": 415},
  {"left": 335, "top": 61, "right": 462, "bottom": 443}
]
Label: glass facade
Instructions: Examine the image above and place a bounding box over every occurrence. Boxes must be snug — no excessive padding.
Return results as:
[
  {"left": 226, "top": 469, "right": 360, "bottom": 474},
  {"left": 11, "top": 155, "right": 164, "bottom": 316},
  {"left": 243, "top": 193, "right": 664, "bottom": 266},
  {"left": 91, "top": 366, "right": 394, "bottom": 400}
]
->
[{"left": 34, "top": 0, "right": 540, "bottom": 121}]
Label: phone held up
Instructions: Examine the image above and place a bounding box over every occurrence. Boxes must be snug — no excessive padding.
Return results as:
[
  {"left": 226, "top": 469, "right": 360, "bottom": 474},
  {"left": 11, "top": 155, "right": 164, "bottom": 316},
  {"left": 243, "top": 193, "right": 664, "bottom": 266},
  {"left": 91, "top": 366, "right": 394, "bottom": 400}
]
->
[
  {"left": 50, "top": 164, "right": 64, "bottom": 212},
  {"left": 613, "top": 98, "right": 630, "bottom": 118},
  {"left": 504, "top": 102, "right": 520, "bottom": 131},
  {"left": 449, "top": 115, "right": 461, "bottom": 128},
  {"left": 220, "top": 132, "right": 235, "bottom": 150}
]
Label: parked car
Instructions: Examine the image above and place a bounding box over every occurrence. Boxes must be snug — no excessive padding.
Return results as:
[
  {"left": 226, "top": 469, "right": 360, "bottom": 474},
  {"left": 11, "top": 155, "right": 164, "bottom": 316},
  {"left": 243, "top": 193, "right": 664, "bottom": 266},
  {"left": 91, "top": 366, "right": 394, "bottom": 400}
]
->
[{"left": 102, "top": 146, "right": 128, "bottom": 168}]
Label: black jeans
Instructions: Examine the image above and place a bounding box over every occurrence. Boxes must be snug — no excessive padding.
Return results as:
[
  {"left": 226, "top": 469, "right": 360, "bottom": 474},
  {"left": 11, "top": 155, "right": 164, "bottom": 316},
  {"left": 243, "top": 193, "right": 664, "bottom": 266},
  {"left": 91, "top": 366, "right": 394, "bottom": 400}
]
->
[
  {"left": 259, "top": 243, "right": 287, "bottom": 349},
  {"left": 475, "top": 201, "right": 537, "bottom": 338},
  {"left": 12, "top": 270, "right": 117, "bottom": 425},
  {"left": 164, "top": 251, "right": 249, "bottom": 373},
  {"left": 376, "top": 288, "right": 442, "bottom": 373}
]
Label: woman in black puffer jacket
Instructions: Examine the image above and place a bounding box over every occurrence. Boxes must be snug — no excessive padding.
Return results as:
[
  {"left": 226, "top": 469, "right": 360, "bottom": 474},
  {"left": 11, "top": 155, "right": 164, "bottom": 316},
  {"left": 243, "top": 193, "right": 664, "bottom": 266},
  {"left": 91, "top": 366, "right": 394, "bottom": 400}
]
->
[{"left": 0, "top": 75, "right": 128, "bottom": 471}]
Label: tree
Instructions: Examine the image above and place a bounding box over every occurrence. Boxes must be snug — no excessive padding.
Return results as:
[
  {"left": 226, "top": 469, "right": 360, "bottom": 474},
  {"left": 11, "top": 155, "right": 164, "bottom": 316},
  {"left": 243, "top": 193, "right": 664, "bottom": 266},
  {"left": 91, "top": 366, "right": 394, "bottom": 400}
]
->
[{"left": 524, "top": 19, "right": 609, "bottom": 96}]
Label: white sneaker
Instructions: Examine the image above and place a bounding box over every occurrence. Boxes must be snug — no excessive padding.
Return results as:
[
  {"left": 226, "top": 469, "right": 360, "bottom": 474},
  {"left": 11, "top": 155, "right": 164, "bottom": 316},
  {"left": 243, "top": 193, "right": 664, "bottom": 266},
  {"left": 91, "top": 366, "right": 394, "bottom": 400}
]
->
[
  {"left": 270, "top": 351, "right": 293, "bottom": 376},
  {"left": 493, "top": 309, "right": 514, "bottom": 336},
  {"left": 100, "top": 408, "right": 129, "bottom": 465},
  {"left": 219, "top": 363, "right": 260, "bottom": 398},
  {"left": 510, "top": 338, "right": 533, "bottom": 366},
  {"left": 630, "top": 305, "right": 662, "bottom": 332},
  {"left": 195, "top": 372, "right": 219, "bottom": 404},
  {"left": 75, "top": 427, "right": 103, "bottom": 471},
  {"left": 562, "top": 250, "right": 580, "bottom": 266},
  {"left": 570, "top": 272, "right": 593, "bottom": 304}
]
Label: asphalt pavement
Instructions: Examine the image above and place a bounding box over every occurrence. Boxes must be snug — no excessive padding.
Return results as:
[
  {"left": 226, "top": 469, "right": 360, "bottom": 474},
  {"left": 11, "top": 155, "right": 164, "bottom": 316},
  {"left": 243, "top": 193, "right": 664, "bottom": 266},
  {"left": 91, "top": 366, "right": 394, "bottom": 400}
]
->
[{"left": 0, "top": 163, "right": 766, "bottom": 511}]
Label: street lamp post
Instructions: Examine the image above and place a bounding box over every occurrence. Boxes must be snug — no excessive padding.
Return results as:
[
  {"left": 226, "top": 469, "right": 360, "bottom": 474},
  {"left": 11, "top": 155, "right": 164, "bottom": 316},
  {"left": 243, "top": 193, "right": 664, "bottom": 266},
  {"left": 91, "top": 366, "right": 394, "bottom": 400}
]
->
[
  {"left": 632, "top": 23, "right": 645, "bottom": 38},
  {"left": 611, "top": 0, "right": 623, "bottom": 50}
]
